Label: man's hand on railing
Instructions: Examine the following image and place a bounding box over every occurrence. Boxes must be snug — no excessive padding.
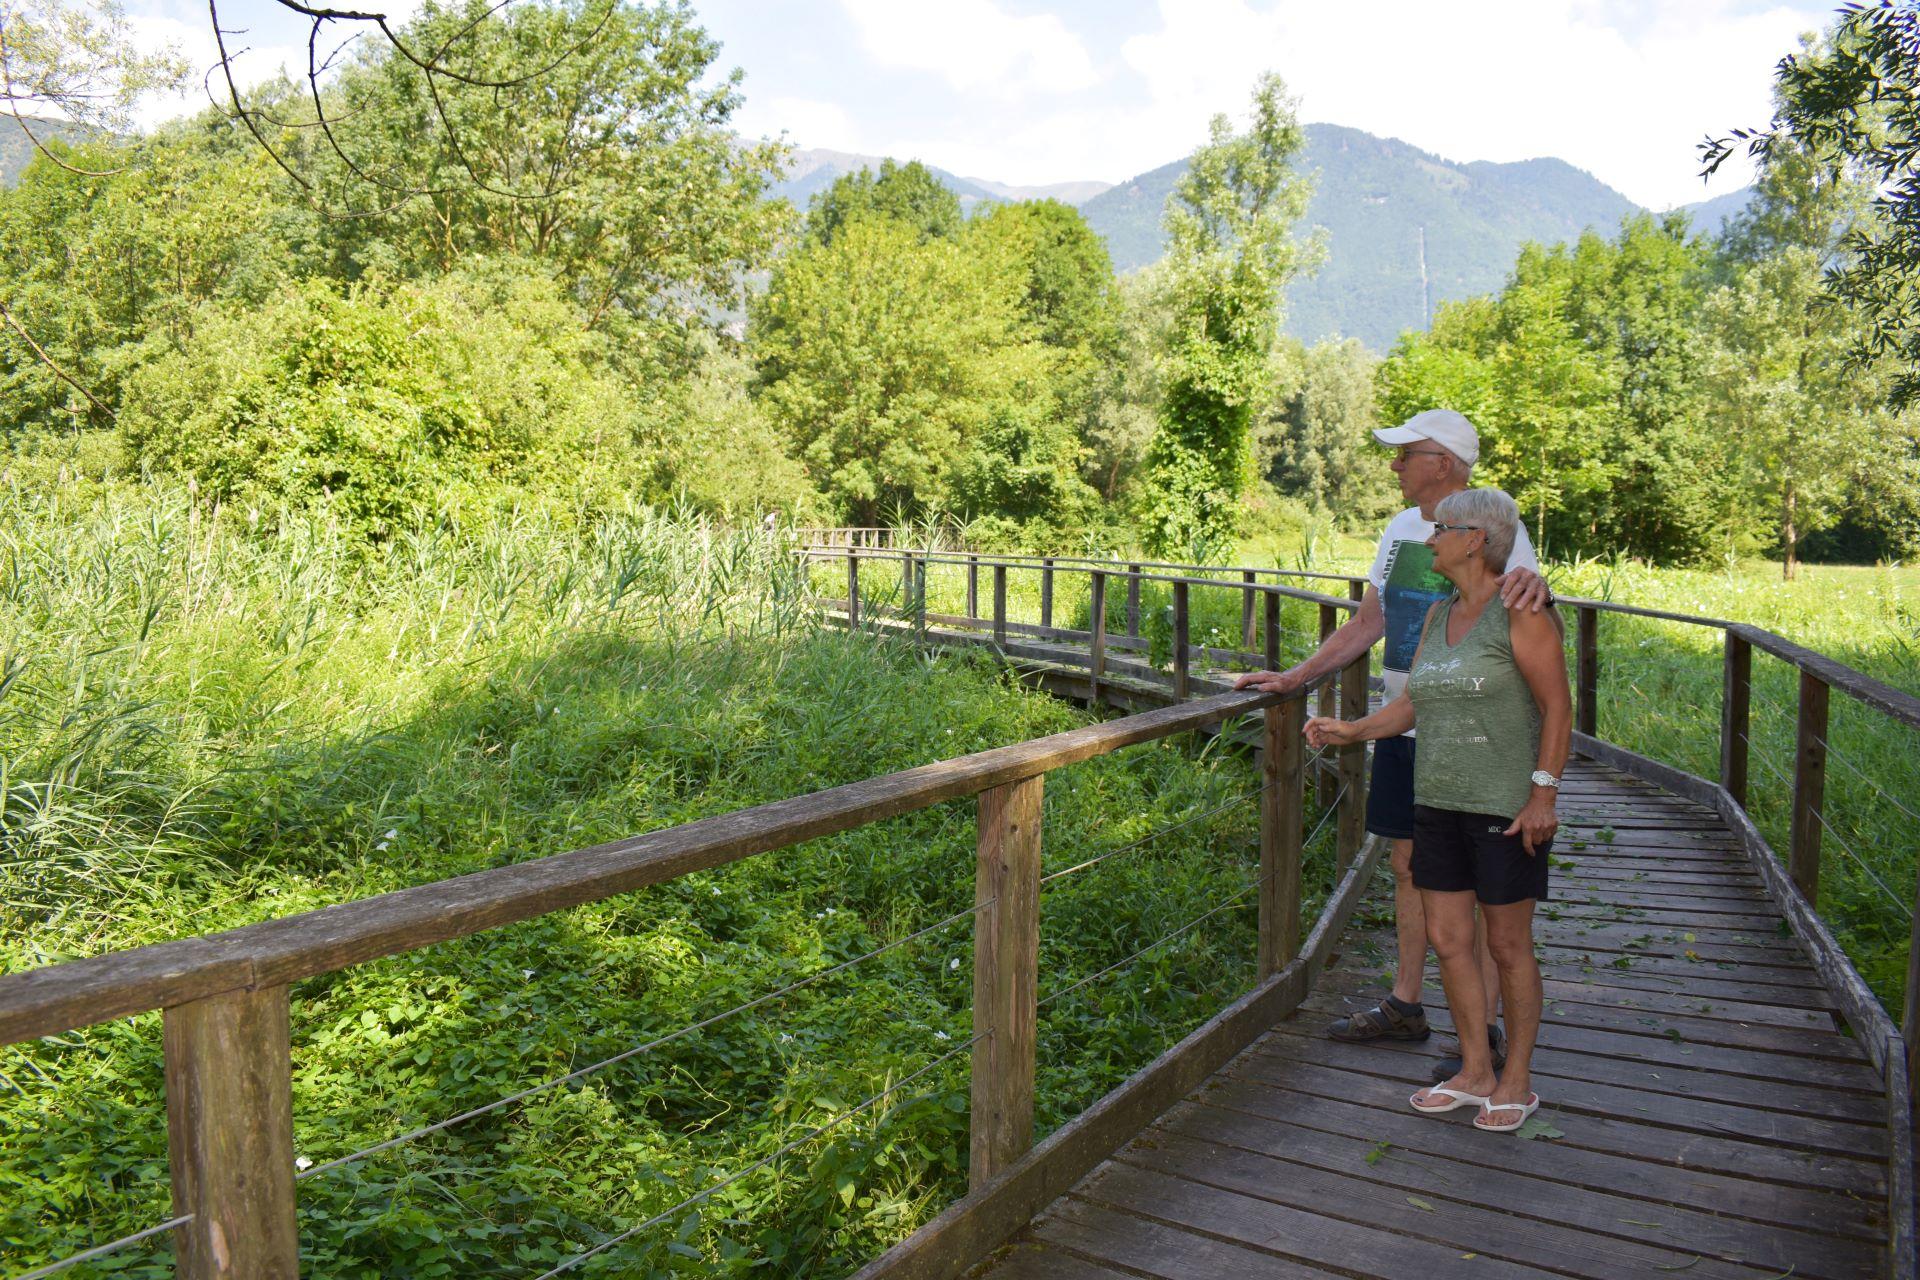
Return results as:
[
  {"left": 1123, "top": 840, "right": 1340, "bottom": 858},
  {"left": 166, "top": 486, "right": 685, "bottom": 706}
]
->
[{"left": 1233, "top": 667, "right": 1307, "bottom": 696}]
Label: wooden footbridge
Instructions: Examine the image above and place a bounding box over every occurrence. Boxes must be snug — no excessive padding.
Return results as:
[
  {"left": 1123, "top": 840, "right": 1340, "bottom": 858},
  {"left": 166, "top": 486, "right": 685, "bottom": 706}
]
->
[{"left": 1, "top": 542, "right": 1916, "bottom": 1279}]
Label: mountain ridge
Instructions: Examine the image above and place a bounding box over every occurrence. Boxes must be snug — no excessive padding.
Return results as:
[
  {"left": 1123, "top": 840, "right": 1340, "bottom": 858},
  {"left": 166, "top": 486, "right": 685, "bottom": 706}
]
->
[{"left": 773, "top": 127, "right": 1750, "bottom": 352}]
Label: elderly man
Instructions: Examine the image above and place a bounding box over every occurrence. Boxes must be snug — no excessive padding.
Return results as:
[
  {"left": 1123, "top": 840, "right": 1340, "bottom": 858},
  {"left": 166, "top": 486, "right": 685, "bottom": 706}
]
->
[{"left": 1235, "top": 409, "right": 1552, "bottom": 1076}]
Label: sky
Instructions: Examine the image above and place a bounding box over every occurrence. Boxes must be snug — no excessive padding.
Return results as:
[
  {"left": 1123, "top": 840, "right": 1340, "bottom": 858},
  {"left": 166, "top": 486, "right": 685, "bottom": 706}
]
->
[{"left": 122, "top": 0, "right": 1844, "bottom": 210}]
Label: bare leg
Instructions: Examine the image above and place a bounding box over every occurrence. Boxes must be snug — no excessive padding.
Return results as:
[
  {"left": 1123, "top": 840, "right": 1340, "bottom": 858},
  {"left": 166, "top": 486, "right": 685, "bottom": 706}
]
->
[
  {"left": 1479, "top": 899, "right": 1542, "bottom": 1125},
  {"left": 1390, "top": 838, "right": 1426, "bottom": 1005},
  {"left": 1411, "top": 889, "right": 1496, "bottom": 1107},
  {"left": 1474, "top": 909, "right": 1500, "bottom": 1023}
]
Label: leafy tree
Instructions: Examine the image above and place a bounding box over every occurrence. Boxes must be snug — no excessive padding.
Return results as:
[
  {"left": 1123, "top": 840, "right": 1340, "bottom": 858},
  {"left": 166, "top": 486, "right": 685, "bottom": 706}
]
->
[
  {"left": 1703, "top": 6, "right": 1920, "bottom": 407},
  {"left": 1140, "top": 72, "right": 1315, "bottom": 557},
  {"left": 1260, "top": 337, "right": 1395, "bottom": 522},
  {"left": 804, "top": 158, "right": 963, "bottom": 246},
  {"left": 0, "top": 0, "right": 185, "bottom": 171},
  {"left": 1082, "top": 266, "right": 1169, "bottom": 502},
  {"left": 121, "top": 267, "right": 645, "bottom": 541},
  {"left": 300, "top": 0, "right": 787, "bottom": 328},
  {"left": 751, "top": 215, "right": 1054, "bottom": 525},
  {"left": 1704, "top": 134, "right": 1883, "bottom": 578}
]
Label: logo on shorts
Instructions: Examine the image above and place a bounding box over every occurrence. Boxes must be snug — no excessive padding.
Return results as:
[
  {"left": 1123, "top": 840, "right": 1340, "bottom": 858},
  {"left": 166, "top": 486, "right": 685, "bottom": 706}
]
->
[{"left": 1488, "top": 825, "right": 1503, "bottom": 833}]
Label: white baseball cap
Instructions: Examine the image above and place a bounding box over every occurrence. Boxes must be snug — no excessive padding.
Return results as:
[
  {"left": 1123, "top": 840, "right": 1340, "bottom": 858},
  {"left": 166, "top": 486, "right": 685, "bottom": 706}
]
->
[{"left": 1373, "top": 408, "right": 1480, "bottom": 467}]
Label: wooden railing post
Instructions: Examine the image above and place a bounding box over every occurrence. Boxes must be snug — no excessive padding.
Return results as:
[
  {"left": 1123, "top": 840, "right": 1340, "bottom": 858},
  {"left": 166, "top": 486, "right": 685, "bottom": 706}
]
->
[
  {"left": 1089, "top": 572, "right": 1107, "bottom": 700},
  {"left": 1576, "top": 605, "right": 1599, "bottom": 738},
  {"left": 1316, "top": 602, "right": 1338, "bottom": 808},
  {"left": 966, "top": 555, "right": 979, "bottom": 621},
  {"left": 1126, "top": 565, "right": 1142, "bottom": 638},
  {"left": 913, "top": 556, "right": 927, "bottom": 635},
  {"left": 1720, "top": 630, "right": 1750, "bottom": 807},
  {"left": 846, "top": 551, "right": 860, "bottom": 631},
  {"left": 1906, "top": 856, "right": 1920, "bottom": 1078},
  {"left": 1240, "top": 570, "right": 1257, "bottom": 650},
  {"left": 992, "top": 565, "right": 1007, "bottom": 648},
  {"left": 1040, "top": 559, "right": 1054, "bottom": 630},
  {"left": 1790, "top": 670, "right": 1830, "bottom": 905},
  {"left": 1172, "top": 581, "right": 1190, "bottom": 700},
  {"left": 900, "top": 552, "right": 913, "bottom": 616},
  {"left": 1337, "top": 649, "right": 1369, "bottom": 872},
  {"left": 1259, "top": 697, "right": 1306, "bottom": 976},
  {"left": 971, "top": 774, "right": 1043, "bottom": 1188},
  {"left": 166, "top": 985, "right": 300, "bottom": 1280},
  {"left": 1264, "top": 591, "right": 1281, "bottom": 673}
]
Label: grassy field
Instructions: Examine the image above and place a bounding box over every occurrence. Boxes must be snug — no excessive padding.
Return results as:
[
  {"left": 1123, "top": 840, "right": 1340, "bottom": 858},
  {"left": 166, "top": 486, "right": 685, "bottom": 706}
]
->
[{"left": 0, "top": 483, "right": 1352, "bottom": 1278}]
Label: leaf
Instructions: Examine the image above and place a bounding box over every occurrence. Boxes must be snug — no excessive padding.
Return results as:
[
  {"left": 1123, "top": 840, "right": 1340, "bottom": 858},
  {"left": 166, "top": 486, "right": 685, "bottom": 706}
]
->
[
  {"left": 1365, "top": 1139, "right": 1391, "bottom": 1166},
  {"left": 1652, "top": 1257, "right": 1701, "bottom": 1272},
  {"left": 1407, "top": 1196, "right": 1436, "bottom": 1211},
  {"left": 1514, "top": 1116, "right": 1564, "bottom": 1140},
  {"left": 1620, "top": 1217, "right": 1667, "bottom": 1228}
]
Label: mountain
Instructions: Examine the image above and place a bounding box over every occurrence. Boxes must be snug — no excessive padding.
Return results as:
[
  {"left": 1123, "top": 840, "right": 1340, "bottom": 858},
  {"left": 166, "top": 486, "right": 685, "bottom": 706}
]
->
[
  {"left": 0, "top": 118, "right": 97, "bottom": 186},
  {"left": 772, "top": 128, "right": 1749, "bottom": 353},
  {"left": 1080, "top": 124, "right": 1648, "bottom": 350}
]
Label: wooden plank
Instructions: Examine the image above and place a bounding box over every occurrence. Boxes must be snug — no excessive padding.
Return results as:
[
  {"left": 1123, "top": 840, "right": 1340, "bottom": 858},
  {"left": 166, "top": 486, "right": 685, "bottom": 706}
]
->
[
  {"left": 1126, "top": 565, "right": 1141, "bottom": 637},
  {"left": 1245, "top": 1027, "right": 1887, "bottom": 1159},
  {"left": 1736, "top": 621, "right": 1920, "bottom": 734},
  {"left": 848, "top": 838, "right": 1386, "bottom": 1280},
  {"left": 1124, "top": 1124, "right": 1848, "bottom": 1280},
  {"left": 1240, "top": 570, "right": 1257, "bottom": 649},
  {"left": 974, "top": 1240, "right": 1135, "bottom": 1280},
  {"left": 1025, "top": 1197, "right": 1345, "bottom": 1279},
  {"left": 1231, "top": 1044, "right": 1887, "bottom": 1195},
  {"left": 1088, "top": 573, "right": 1106, "bottom": 698},
  {"left": 847, "top": 553, "right": 861, "bottom": 630},
  {"left": 1172, "top": 581, "right": 1189, "bottom": 701},
  {"left": 0, "top": 687, "right": 1293, "bottom": 1046},
  {"left": 1185, "top": 1080, "right": 1886, "bottom": 1242},
  {"left": 165, "top": 985, "right": 299, "bottom": 1280},
  {"left": 972, "top": 775, "right": 1042, "bottom": 1186},
  {"left": 1039, "top": 559, "right": 1054, "bottom": 631},
  {"left": 1075, "top": 1160, "right": 1562, "bottom": 1279}
]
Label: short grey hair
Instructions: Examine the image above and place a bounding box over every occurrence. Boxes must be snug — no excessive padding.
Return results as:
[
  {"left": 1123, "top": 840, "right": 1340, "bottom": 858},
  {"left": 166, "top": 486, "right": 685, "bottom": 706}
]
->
[{"left": 1434, "top": 487, "right": 1519, "bottom": 571}]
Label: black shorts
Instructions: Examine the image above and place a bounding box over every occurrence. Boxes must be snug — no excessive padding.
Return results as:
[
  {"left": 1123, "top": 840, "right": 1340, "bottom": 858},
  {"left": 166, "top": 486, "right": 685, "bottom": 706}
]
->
[
  {"left": 1411, "top": 804, "right": 1552, "bottom": 905},
  {"left": 1366, "top": 735, "right": 1416, "bottom": 839}
]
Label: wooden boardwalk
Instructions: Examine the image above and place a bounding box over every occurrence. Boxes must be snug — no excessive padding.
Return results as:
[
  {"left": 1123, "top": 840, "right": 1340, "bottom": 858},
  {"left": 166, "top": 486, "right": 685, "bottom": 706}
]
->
[{"left": 974, "top": 756, "right": 1890, "bottom": 1280}]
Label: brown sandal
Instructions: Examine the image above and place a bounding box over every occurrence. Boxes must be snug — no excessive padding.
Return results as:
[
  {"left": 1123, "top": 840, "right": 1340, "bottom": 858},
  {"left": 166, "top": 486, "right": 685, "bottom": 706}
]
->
[{"left": 1327, "top": 998, "right": 1431, "bottom": 1042}]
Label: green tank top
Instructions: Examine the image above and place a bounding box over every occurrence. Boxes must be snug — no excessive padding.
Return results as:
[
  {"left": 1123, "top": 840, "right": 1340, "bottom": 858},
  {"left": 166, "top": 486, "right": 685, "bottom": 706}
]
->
[{"left": 1408, "top": 595, "right": 1543, "bottom": 820}]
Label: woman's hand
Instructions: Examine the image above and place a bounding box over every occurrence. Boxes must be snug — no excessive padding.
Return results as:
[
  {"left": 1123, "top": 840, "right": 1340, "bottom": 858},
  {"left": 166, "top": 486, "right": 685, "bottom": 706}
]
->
[
  {"left": 1503, "top": 793, "right": 1559, "bottom": 855},
  {"left": 1303, "top": 716, "right": 1359, "bottom": 749}
]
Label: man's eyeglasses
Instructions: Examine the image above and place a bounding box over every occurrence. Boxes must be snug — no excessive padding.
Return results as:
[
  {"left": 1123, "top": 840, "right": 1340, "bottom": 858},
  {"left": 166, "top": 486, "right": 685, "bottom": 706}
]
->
[
  {"left": 1431, "top": 522, "right": 1480, "bottom": 535},
  {"left": 1392, "top": 447, "right": 1451, "bottom": 463}
]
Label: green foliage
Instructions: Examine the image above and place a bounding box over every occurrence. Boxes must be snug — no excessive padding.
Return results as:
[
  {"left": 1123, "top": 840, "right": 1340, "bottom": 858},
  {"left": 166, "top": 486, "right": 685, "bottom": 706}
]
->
[
  {"left": 1141, "top": 72, "right": 1316, "bottom": 559},
  {"left": 120, "top": 269, "right": 645, "bottom": 541},
  {"left": 0, "top": 0, "right": 186, "bottom": 136},
  {"left": 1260, "top": 337, "right": 1396, "bottom": 523},
  {"left": 1704, "top": 5, "right": 1920, "bottom": 408},
  {"left": 0, "top": 486, "right": 1277, "bottom": 1275},
  {"left": 804, "top": 159, "right": 963, "bottom": 246}
]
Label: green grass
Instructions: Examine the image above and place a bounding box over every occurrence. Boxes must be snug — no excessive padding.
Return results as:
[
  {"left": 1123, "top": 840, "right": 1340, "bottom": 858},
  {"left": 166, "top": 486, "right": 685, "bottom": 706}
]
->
[{"left": 0, "top": 483, "right": 1348, "bottom": 1277}]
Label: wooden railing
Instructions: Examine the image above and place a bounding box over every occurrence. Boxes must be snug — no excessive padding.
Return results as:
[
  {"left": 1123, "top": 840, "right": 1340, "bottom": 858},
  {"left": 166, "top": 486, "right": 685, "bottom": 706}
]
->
[
  {"left": 797, "top": 543, "right": 1920, "bottom": 1279},
  {"left": 0, "top": 612, "right": 1371, "bottom": 1276}
]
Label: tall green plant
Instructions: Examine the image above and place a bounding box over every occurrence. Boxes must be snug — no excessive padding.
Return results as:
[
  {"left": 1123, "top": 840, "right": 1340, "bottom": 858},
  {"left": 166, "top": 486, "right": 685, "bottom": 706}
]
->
[{"left": 1141, "top": 73, "right": 1314, "bottom": 558}]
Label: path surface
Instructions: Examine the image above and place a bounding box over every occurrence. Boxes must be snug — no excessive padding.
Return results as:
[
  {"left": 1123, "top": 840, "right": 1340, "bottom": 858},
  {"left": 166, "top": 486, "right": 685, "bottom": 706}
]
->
[{"left": 973, "top": 756, "right": 1889, "bottom": 1280}]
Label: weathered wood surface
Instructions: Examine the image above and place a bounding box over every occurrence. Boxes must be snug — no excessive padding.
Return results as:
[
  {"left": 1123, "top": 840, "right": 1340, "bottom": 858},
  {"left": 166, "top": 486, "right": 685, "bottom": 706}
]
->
[{"left": 959, "top": 757, "right": 1897, "bottom": 1280}]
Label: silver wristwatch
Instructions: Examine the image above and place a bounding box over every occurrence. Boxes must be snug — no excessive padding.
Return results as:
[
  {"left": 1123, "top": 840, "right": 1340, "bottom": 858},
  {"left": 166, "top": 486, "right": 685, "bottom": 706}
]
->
[{"left": 1530, "top": 770, "right": 1560, "bottom": 789}]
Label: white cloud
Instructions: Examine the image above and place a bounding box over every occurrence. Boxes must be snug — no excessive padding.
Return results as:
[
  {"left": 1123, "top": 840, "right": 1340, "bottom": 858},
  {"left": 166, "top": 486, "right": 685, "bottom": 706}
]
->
[
  {"left": 837, "top": 0, "right": 1100, "bottom": 97},
  {"left": 1111, "top": 0, "right": 1821, "bottom": 208},
  {"left": 735, "top": 95, "right": 863, "bottom": 153}
]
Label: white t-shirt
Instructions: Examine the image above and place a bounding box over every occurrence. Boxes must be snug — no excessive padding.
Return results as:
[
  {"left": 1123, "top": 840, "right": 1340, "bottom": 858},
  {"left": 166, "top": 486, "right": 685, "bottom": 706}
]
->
[{"left": 1368, "top": 505, "right": 1539, "bottom": 729}]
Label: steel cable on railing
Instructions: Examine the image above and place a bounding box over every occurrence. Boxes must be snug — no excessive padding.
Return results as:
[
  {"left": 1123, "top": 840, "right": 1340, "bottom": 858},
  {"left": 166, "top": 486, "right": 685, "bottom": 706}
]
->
[
  {"left": 1038, "top": 781, "right": 1351, "bottom": 1012},
  {"left": 10, "top": 1213, "right": 194, "bottom": 1280},
  {"left": 1815, "top": 731, "right": 1920, "bottom": 828},
  {"left": 1735, "top": 730, "right": 1911, "bottom": 918},
  {"left": 529, "top": 1031, "right": 989, "bottom": 1280},
  {"left": 297, "top": 896, "right": 992, "bottom": 1185}
]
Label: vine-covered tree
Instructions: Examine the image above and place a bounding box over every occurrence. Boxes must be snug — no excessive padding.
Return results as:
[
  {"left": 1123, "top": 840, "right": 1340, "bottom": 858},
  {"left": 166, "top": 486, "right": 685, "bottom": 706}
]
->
[{"left": 1140, "top": 71, "right": 1315, "bottom": 558}]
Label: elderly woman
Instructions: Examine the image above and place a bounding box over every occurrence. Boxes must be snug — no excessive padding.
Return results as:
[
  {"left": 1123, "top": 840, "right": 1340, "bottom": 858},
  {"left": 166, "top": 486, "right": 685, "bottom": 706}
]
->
[{"left": 1306, "top": 488, "right": 1570, "bottom": 1132}]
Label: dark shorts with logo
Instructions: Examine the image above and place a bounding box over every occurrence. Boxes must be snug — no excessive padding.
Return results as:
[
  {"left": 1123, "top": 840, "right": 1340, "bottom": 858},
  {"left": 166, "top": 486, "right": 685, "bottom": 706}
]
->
[
  {"left": 1366, "top": 734, "right": 1417, "bottom": 839},
  {"left": 1411, "top": 804, "right": 1552, "bottom": 905}
]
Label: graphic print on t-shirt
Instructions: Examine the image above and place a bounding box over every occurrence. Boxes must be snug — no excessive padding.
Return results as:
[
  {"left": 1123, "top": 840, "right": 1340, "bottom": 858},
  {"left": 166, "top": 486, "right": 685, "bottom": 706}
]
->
[{"left": 1380, "top": 538, "right": 1452, "bottom": 682}]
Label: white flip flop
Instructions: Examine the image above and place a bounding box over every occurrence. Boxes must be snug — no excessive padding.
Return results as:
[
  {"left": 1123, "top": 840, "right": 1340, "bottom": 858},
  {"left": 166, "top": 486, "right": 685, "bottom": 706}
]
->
[
  {"left": 1409, "top": 1085, "right": 1491, "bottom": 1115},
  {"left": 1473, "top": 1093, "right": 1541, "bottom": 1133}
]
